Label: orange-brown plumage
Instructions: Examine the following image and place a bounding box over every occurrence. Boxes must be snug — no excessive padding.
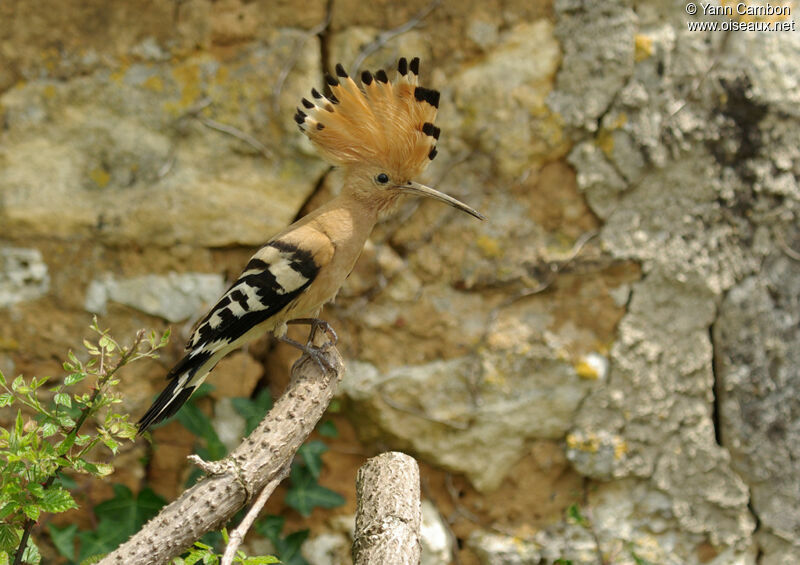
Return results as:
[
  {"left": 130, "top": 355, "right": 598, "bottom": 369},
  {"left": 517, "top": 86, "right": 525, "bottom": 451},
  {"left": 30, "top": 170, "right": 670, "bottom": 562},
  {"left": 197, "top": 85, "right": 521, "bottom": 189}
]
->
[{"left": 296, "top": 57, "right": 439, "bottom": 181}]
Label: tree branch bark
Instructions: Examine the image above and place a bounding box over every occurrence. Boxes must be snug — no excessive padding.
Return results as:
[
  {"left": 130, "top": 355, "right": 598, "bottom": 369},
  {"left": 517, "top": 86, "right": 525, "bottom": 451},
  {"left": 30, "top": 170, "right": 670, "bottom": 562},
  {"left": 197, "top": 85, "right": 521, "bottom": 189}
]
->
[
  {"left": 352, "top": 452, "right": 421, "bottom": 565},
  {"left": 98, "top": 346, "right": 344, "bottom": 565}
]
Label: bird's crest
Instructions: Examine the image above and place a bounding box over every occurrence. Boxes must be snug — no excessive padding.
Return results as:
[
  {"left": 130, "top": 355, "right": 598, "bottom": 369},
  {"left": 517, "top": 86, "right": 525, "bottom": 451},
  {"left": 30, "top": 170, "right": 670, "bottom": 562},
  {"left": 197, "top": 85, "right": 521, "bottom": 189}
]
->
[{"left": 295, "top": 57, "right": 440, "bottom": 178}]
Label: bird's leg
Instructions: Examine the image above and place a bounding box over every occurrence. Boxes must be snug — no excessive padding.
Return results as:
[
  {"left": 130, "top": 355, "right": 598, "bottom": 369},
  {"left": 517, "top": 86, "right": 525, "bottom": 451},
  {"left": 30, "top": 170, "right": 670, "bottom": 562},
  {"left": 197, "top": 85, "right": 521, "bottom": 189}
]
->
[{"left": 286, "top": 318, "right": 338, "bottom": 350}]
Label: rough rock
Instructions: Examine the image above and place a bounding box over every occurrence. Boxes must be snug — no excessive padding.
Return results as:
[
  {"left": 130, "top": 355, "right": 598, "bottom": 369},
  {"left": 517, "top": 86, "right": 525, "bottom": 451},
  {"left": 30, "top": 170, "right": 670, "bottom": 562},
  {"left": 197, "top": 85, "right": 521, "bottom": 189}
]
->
[
  {"left": 553, "top": 0, "right": 800, "bottom": 560},
  {"left": 343, "top": 348, "right": 597, "bottom": 492},
  {"left": 0, "top": 31, "right": 326, "bottom": 247},
  {"left": 715, "top": 251, "right": 800, "bottom": 560}
]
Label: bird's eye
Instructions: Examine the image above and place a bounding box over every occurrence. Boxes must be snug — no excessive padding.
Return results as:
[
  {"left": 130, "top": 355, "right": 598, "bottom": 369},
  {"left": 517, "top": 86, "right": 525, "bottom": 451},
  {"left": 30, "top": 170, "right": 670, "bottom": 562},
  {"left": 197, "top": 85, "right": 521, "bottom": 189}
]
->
[{"left": 376, "top": 173, "right": 390, "bottom": 184}]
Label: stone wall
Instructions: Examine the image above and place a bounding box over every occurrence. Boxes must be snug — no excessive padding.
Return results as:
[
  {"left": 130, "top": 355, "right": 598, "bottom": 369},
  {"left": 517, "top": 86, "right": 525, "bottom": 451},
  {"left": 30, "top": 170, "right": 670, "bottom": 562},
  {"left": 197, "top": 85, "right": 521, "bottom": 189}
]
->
[{"left": 1, "top": 0, "right": 798, "bottom": 563}]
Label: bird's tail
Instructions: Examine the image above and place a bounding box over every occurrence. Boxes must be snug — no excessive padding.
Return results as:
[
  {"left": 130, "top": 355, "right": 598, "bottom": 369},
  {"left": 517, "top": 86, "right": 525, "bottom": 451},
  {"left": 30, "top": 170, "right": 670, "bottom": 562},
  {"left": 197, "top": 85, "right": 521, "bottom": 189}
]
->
[{"left": 137, "top": 352, "right": 214, "bottom": 434}]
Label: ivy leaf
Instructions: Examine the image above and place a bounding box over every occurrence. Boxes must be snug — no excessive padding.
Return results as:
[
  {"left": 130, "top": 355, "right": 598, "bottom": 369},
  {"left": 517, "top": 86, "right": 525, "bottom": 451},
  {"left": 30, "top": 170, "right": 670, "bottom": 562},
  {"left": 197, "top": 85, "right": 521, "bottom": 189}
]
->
[
  {"left": 75, "top": 485, "right": 166, "bottom": 563},
  {"left": 297, "top": 440, "right": 327, "bottom": 480},
  {"left": 285, "top": 465, "right": 344, "bottom": 517},
  {"left": 255, "top": 515, "right": 285, "bottom": 542},
  {"left": 47, "top": 523, "right": 78, "bottom": 561},
  {"left": 40, "top": 485, "right": 78, "bottom": 513},
  {"left": 254, "top": 517, "right": 308, "bottom": 565},
  {"left": 176, "top": 403, "right": 226, "bottom": 462},
  {"left": 94, "top": 484, "right": 165, "bottom": 533},
  {"left": 231, "top": 388, "right": 273, "bottom": 435},
  {"left": 317, "top": 420, "right": 338, "bottom": 438},
  {"left": 273, "top": 530, "right": 309, "bottom": 565}
]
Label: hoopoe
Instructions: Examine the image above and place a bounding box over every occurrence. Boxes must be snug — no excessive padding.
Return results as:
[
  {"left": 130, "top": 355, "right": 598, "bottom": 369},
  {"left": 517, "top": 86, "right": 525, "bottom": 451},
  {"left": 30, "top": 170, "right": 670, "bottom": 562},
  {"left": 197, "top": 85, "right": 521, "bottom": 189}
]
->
[{"left": 138, "top": 57, "right": 484, "bottom": 432}]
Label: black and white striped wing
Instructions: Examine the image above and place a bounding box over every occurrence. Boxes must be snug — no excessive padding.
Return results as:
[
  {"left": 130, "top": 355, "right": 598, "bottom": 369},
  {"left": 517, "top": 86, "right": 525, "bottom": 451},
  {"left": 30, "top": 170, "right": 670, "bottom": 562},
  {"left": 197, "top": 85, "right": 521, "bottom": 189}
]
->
[
  {"left": 137, "top": 240, "right": 319, "bottom": 432},
  {"left": 188, "top": 240, "right": 319, "bottom": 354}
]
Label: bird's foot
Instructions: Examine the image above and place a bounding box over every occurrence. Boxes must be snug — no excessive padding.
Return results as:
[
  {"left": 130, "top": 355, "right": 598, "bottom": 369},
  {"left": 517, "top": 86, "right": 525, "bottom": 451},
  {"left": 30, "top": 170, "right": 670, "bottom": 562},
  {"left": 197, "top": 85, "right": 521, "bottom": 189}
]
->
[
  {"left": 278, "top": 335, "right": 336, "bottom": 373},
  {"left": 287, "top": 318, "right": 338, "bottom": 350}
]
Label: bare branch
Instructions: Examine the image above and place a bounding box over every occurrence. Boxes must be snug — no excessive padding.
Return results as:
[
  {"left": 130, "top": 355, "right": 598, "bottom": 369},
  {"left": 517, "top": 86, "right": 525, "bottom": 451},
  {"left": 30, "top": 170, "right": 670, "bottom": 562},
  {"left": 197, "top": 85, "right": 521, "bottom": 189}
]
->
[
  {"left": 98, "top": 347, "right": 344, "bottom": 565},
  {"left": 352, "top": 452, "right": 421, "bottom": 565},
  {"left": 220, "top": 463, "right": 291, "bottom": 565}
]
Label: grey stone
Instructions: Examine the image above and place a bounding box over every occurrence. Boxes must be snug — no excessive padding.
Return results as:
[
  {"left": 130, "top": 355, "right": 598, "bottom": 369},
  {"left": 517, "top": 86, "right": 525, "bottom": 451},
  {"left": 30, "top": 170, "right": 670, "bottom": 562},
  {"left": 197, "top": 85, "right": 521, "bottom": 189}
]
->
[
  {"left": 715, "top": 251, "right": 800, "bottom": 557},
  {"left": 343, "top": 349, "right": 598, "bottom": 491},
  {"left": 85, "top": 272, "right": 225, "bottom": 322},
  {"left": 0, "top": 247, "right": 49, "bottom": 307},
  {"left": 420, "top": 500, "right": 452, "bottom": 565},
  {"left": 467, "top": 530, "right": 542, "bottom": 565},
  {"left": 550, "top": 0, "right": 800, "bottom": 560}
]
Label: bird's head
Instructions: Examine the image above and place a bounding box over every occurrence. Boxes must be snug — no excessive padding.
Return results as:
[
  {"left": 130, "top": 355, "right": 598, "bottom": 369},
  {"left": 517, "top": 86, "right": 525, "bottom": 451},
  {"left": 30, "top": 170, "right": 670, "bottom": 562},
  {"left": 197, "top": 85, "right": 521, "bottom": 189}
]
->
[{"left": 295, "top": 57, "right": 485, "bottom": 220}]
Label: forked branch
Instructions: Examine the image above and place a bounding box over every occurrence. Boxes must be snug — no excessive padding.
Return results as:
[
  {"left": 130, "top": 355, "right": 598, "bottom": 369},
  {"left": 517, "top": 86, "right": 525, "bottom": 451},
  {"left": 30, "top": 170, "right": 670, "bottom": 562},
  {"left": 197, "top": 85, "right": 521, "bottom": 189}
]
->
[{"left": 98, "top": 347, "right": 344, "bottom": 565}]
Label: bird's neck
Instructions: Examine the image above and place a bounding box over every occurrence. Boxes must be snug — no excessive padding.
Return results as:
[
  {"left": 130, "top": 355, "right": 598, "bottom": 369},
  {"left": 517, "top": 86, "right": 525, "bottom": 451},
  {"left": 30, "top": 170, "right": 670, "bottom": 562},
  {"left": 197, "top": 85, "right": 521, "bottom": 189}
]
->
[{"left": 298, "top": 191, "right": 380, "bottom": 249}]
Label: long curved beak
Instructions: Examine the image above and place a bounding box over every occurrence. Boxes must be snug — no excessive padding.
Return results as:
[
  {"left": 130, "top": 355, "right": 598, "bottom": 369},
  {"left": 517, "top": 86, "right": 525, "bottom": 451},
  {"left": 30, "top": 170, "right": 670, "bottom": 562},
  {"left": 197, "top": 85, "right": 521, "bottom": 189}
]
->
[{"left": 398, "top": 181, "right": 486, "bottom": 220}]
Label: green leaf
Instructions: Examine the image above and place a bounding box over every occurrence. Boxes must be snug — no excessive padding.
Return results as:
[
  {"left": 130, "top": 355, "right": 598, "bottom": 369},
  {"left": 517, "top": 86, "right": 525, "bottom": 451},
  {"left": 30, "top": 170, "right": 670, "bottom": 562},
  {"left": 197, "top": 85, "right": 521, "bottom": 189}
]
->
[
  {"left": 297, "top": 440, "right": 327, "bottom": 480},
  {"left": 317, "top": 420, "right": 338, "bottom": 438},
  {"left": 231, "top": 388, "right": 273, "bottom": 435},
  {"left": 176, "top": 403, "right": 226, "bottom": 461},
  {"left": 566, "top": 503, "right": 589, "bottom": 527},
  {"left": 40, "top": 422, "right": 58, "bottom": 438},
  {"left": 75, "top": 485, "right": 166, "bottom": 563},
  {"left": 98, "top": 335, "right": 116, "bottom": 352},
  {"left": 0, "top": 393, "right": 13, "bottom": 407},
  {"left": 21, "top": 538, "right": 40, "bottom": 564},
  {"left": 273, "top": 530, "right": 309, "bottom": 565},
  {"left": 64, "top": 372, "right": 86, "bottom": 386},
  {"left": 0, "top": 504, "right": 15, "bottom": 521},
  {"left": 94, "top": 485, "right": 166, "bottom": 534},
  {"left": 0, "top": 369, "right": 5, "bottom": 386},
  {"left": 40, "top": 486, "right": 78, "bottom": 514},
  {"left": 101, "top": 435, "right": 119, "bottom": 453},
  {"left": 48, "top": 523, "right": 78, "bottom": 561},
  {"left": 241, "top": 557, "right": 280, "bottom": 564},
  {"left": 58, "top": 414, "right": 76, "bottom": 429},
  {"left": 54, "top": 393, "right": 72, "bottom": 408},
  {"left": 0, "top": 524, "right": 20, "bottom": 552},
  {"left": 55, "top": 472, "right": 78, "bottom": 490},
  {"left": 255, "top": 515, "right": 285, "bottom": 542},
  {"left": 22, "top": 504, "right": 40, "bottom": 521},
  {"left": 12, "top": 376, "right": 26, "bottom": 393},
  {"left": 28, "top": 483, "right": 45, "bottom": 500},
  {"left": 285, "top": 465, "right": 344, "bottom": 517}
]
